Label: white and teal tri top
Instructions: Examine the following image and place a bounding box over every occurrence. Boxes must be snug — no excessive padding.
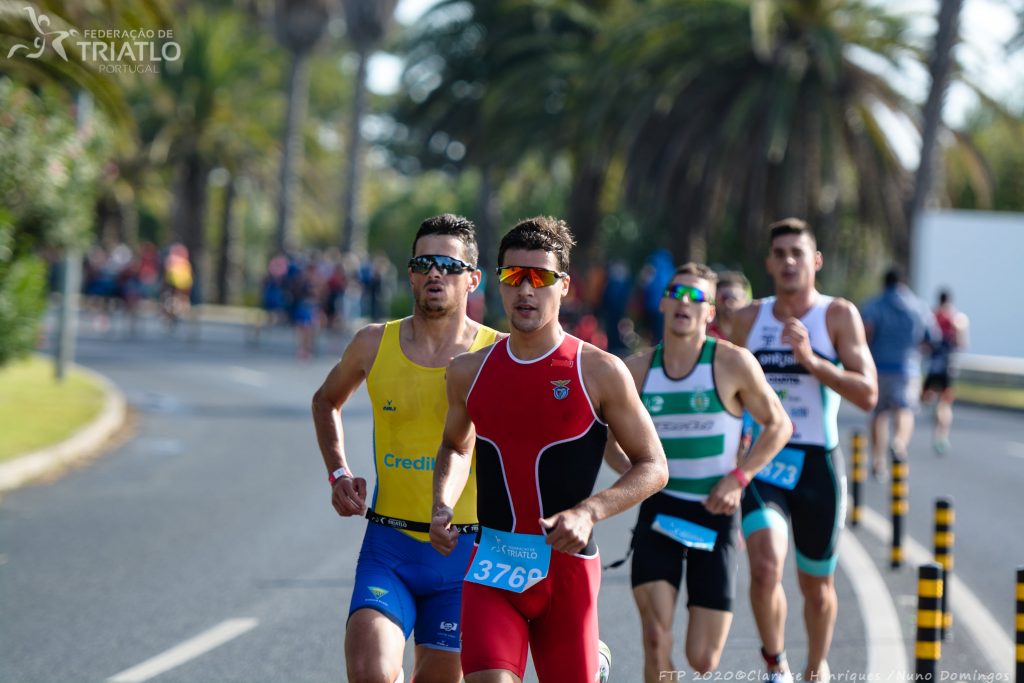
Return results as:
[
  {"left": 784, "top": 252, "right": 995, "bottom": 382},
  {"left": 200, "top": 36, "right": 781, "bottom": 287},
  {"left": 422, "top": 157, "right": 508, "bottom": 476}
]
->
[
  {"left": 745, "top": 295, "right": 841, "bottom": 450},
  {"left": 640, "top": 338, "right": 743, "bottom": 502}
]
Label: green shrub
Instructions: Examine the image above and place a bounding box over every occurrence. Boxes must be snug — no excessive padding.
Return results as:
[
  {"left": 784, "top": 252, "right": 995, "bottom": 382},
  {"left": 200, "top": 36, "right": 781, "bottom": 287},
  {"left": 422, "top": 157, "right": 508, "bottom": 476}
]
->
[
  {"left": 0, "top": 79, "right": 109, "bottom": 368},
  {"left": 0, "top": 253, "right": 47, "bottom": 366}
]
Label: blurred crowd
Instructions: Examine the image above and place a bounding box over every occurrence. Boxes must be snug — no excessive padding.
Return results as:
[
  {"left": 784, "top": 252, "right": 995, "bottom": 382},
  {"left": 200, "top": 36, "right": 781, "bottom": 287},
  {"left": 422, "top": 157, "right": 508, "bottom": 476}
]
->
[
  {"left": 52, "top": 242, "right": 962, "bottom": 391},
  {"left": 51, "top": 240, "right": 747, "bottom": 360},
  {"left": 52, "top": 242, "right": 399, "bottom": 358}
]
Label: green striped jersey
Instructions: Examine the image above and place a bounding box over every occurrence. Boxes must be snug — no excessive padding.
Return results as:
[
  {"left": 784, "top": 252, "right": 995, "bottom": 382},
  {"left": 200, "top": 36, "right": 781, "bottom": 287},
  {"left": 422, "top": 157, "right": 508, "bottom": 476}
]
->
[{"left": 640, "top": 338, "right": 743, "bottom": 502}]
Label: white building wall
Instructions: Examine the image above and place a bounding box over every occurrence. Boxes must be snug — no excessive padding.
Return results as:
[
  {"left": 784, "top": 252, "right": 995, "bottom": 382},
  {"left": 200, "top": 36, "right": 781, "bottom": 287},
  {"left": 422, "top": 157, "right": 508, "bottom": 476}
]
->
[{"left": 912, "top": 209, "right": 1024, "bottom": 359}]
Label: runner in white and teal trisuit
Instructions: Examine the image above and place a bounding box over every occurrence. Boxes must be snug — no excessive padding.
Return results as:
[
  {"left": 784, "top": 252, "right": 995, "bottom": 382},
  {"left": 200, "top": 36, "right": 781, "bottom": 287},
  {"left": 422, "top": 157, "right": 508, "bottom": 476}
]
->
[
  {"left": 605, "top": 263, "right": 791, "bottom": 681},
  {"left": 731, "top": 219, "right": 877, "bottom": 683}
]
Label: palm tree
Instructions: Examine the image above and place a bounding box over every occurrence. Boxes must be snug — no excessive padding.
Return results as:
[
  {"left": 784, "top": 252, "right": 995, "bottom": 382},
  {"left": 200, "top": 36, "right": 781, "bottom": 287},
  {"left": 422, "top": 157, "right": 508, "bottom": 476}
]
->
[
  {"left": 138, "top": 6, "right": 280, "bottom": 302},
  {"left": 905, "top": 0, "right": 963, "bottom": 268},
  {"left": 0, "top": 0, "right": 171, "bottom": 132},
  {"left": 388, "top": 0, "right": 616, "bottom": 317},
  {"left": 586, "top": 0, "right": 923, "bottom": 270},
  {"left": 338, "top": 0, "right": 397, "bottom": 255},
  {"left": 273, "top": 0, "right": 329, "bottom": 253}
]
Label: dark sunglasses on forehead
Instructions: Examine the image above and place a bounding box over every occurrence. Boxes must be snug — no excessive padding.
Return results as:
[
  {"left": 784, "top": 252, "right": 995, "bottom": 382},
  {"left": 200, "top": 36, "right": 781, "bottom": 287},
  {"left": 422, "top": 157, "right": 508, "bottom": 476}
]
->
[
  {"left": 495, "top": 265, "right": 568, "bottom": 288},
  {"left": 663, "top": 283, "right": 715, "bottom": 305},
  {"left": 408, "top": 254, "right": 475, "bottom": 275}
]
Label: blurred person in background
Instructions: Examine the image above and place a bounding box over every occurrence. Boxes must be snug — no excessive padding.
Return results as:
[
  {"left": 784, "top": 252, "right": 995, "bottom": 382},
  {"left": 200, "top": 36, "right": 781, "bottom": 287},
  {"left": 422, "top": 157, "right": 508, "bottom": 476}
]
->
[
  {"left": 707, "top": 270, "right": 751, "bottom": 341},
  {"left": 861, "top": 267, "right": 935, "bottom": 477},
  {"left": 162, "top": 243, "right": 193, "bottom": 328},
  {"left": 921, "top": 289, "right": 969, "bottom": 454}
]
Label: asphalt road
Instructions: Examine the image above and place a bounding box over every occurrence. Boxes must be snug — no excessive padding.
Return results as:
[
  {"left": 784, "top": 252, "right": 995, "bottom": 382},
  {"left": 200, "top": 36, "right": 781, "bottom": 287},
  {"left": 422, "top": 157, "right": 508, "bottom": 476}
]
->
[{"left": 1, "top": 312, "right": 1020, "bottom": 683}]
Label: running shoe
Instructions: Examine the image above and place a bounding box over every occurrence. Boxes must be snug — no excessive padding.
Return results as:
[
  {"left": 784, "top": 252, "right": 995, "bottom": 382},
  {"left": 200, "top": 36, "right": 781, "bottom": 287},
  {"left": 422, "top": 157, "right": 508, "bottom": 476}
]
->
[
  {"left": 762, "top": 671, "right": 794, "bottom": 683},
  {"left": 598, "top": 639, "right": 612, "bottom": 683}
]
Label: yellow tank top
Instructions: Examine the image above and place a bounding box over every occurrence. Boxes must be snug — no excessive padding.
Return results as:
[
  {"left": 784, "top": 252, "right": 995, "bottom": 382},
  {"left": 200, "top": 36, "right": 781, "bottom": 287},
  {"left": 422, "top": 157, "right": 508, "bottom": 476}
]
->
[{"left": 366, "top": 319, "right": 499, "bottom": 541}]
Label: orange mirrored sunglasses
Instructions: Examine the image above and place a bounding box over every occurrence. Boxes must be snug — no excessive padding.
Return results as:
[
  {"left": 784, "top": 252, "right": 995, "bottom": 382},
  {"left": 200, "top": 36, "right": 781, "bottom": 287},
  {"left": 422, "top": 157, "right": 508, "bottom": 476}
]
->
[{"left": 495, "top": 265, "right": 567, "bottom": 288}]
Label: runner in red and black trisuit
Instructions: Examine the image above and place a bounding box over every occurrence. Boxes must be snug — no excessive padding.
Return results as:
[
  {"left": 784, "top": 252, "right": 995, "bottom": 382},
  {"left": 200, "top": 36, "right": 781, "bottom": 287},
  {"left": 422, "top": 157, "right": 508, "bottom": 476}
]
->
[{"left": 430, "top": 216, "right": 668, "bottom": 683}]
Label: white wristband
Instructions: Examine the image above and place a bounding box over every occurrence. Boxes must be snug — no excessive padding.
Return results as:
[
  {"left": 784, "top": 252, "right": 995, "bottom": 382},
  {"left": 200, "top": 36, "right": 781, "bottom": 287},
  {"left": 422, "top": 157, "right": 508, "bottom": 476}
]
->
[{"left": 329, "top": 466, "right": 352, "bottom": 485}]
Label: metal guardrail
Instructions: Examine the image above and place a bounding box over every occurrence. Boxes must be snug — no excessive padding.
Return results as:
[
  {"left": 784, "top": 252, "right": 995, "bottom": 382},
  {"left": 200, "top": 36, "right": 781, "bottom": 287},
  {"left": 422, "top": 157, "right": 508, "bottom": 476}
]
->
[{"left": 955, "top": 354, "right": 1024, "bottom": 388}]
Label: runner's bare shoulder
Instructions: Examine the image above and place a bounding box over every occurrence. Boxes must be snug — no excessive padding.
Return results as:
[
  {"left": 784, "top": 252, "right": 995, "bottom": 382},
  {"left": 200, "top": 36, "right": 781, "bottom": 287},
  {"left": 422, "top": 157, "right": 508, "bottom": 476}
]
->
[{"left": 448, "top": 342, "right": 494, "bottom": 392}]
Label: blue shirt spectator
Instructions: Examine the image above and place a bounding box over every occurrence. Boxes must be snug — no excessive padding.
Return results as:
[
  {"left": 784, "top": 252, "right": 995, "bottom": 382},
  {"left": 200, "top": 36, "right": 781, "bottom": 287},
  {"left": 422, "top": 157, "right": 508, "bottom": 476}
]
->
[{"left": 861, "top": 269, "right": 935, "bottom": 376}]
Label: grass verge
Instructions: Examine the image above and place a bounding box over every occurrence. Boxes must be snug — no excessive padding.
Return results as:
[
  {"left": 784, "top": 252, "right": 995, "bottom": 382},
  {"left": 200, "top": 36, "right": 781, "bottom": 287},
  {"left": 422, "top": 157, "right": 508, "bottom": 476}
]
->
[
  {"left": 0, "top": 355, "right": 106, "bottom": 463},
  {"left": 953, "top": 381, "right": 1024, "bottom": 411}
]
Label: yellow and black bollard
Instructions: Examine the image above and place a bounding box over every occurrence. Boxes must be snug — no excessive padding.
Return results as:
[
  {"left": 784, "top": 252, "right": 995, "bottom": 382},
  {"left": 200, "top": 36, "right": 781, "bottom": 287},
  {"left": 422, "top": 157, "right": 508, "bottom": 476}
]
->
[
  {"left": 1016, "top": 566, "right": 1023, "bottom": 683},
  {"left": 850, "top": 431, "right": 865, "bottom": 527},
  {"left": 933, "top": 498, "right": 954, "bottom": 640},
  {"left": 915, "top": 562, "right": 943, "bottom": 680},
  {"left": 890, "top": 456, "right": 909, "bottom": 569}
]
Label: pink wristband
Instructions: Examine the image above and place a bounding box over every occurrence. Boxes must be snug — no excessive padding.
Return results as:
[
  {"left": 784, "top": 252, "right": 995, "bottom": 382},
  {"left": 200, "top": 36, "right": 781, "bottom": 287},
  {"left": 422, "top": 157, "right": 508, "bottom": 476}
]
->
[{"left": 729, "top": 467, "right": 750, "bottom": 488}]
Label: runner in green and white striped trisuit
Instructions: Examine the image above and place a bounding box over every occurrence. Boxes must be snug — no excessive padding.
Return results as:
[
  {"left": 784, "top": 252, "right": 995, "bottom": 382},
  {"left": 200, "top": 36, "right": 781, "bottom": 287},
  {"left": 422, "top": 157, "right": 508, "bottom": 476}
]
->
[{"left": 640, "top": 337, "right": 743, "bottom": 502}]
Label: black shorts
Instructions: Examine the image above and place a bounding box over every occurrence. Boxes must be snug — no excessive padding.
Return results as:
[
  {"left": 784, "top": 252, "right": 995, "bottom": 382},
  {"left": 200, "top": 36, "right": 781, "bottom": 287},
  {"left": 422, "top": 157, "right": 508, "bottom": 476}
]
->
[
  {"left": 631, "top": 492, "right": 738, "bottom": 612},
  {"left": 740, "top": 445, "right": 846, "bottom": 576},
  {"left": 923, "top": 372, "right": 951, "bottom": 392}
]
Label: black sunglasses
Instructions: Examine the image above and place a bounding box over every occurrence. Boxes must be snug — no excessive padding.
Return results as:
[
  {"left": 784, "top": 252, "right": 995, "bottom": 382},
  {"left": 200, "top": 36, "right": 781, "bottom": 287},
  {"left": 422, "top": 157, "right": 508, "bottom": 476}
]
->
[{"left": 408, "top": 254, "right": 476, "bottom": 275}]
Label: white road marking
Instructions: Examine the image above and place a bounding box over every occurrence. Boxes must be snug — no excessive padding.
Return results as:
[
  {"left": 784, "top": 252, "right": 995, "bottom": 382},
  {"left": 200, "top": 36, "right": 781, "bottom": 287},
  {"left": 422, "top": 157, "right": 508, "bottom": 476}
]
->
[
  {"left": 838, "top": 531, "right": 909, "bottom": 677},
  {"left": 227, "top": 366, "right": 268, "bottom": 387},
  {"left": 859, "top": 507, "right": 1013, "bottom": 676},
  {"left": 108, "top": 618, "right": 258, "bottom": 683}
]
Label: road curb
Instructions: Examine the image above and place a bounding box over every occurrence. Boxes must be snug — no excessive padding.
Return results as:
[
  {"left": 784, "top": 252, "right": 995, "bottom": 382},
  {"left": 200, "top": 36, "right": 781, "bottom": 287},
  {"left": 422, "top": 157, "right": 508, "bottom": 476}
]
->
[{"left": 0, "top": 364, "right": 126, "bottom": 495}]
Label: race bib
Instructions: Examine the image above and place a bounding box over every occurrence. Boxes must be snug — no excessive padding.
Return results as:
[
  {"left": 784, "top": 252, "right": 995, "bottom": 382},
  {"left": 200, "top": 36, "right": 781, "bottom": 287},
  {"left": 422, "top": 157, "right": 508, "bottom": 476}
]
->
[
  {"left": 466, "top": 527, "right": 551, "bottom": 593},
  {"left": 651, "top": 514, "right": 717, "bottom": 551},
  {"left": 766, "top": 372, "right": 828, "bottom": 446},
  {"left": 754, "top": 447, "right": 805, "bottom": 490}
]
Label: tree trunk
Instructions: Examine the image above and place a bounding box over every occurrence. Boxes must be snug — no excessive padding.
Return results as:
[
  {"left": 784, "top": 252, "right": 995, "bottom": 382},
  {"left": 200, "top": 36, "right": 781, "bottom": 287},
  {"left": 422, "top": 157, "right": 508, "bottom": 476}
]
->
[
  {"left": 215, "top": 173, "right": 238, "bottom": 305},
  {"left": 476, "top": 166, "right": 502, "bottom": 326},
  {"left": 905, "top": 0, "right": 963, "bottom": 270},
  {"left": 275, "top": 51, "right": 311, "bottom": 254},
  {"left": 340, "top": 45, "right": 369, "bottom": 255},
  {"left": 173, "top": 150, "right": 209, "bottom": 304},
  {"left": 569, "top": 160, "right": 606, "bottom": 262}
]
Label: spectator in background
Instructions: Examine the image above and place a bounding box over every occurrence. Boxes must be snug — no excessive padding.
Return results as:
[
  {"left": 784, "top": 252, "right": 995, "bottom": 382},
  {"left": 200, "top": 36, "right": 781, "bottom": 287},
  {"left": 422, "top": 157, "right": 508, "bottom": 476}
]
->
[
  {"left": 602, "top": 260, "right": 633, "bottom": 354},
  {"left": 260, "top": 254, "right": 289, "bottom": 330},
  {"left": 922, "top": 289, "right": 969, "bottom": 454},
  {"left": 162, "top": 243, "right": 193, "bottom": 327},
  {"left": 861, "top": 267, "right": 935, "bottom": 477},
  {"left": 292, "top": 260, "right": 321, "bottom": 359},
  {"left": 707, "top": 270, "right": 751, "bottom": 341},
  {"left": 369, "top": 252, "right": 397, "bottom": 321},
  {"left": 638, "top": 248, "right": 676, "bottom": 344}
]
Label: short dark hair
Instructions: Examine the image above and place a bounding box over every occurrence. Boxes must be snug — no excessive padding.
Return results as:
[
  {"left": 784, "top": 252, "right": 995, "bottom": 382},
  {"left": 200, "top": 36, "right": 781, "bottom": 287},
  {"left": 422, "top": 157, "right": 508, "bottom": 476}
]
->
[
  {"left": 884, "top": 266, "right": 903, "bottom": 288},
  {"left": 938, "top": 289, "right": 951, "bottom": 305},
  {"left": 716, "top": 270, "right": 750, "bottom": 292},
  {"left": 498, "top": 216, "right": 576, "bottom": 272},
  {"left": 411, "top": 214, "right": 479, "bottom": 266},
  {"left": 673, "top": 262, "right": 718, "bottom": 287},
  {"left": 768, "top": 217, "right": 816, "bottom": 247}
]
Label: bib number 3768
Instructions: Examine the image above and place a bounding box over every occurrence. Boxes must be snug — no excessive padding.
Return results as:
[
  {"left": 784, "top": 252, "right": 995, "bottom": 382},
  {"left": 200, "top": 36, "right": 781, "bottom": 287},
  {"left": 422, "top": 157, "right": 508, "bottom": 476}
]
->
[{"left": 466, "top": 527, "right": 551, "bottom": 593}]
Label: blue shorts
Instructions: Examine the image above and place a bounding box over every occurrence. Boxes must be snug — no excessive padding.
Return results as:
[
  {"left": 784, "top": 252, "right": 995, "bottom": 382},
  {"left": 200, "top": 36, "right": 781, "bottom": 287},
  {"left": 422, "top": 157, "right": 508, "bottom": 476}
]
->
[{"left": 349, "top": 523, "right": 474, "bottom": 651}]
